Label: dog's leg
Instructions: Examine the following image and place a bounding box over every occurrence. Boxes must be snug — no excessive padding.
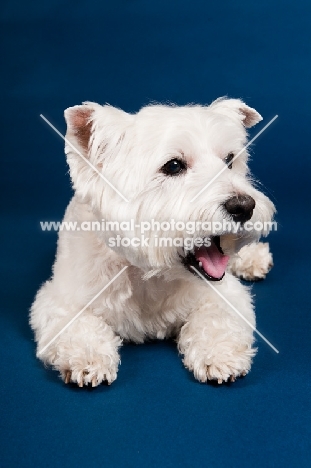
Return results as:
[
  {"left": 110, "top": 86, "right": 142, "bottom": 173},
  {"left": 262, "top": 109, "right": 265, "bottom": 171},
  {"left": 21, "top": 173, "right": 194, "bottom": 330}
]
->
[
  {"left": 178, "top": 275, "right": 256, "bottom": 383},
  {"left": 30, "top": 281, "right": 121, "bottom": 387},
  {"left": 228, "top": 242, "right": 273, "bottom": 281}
]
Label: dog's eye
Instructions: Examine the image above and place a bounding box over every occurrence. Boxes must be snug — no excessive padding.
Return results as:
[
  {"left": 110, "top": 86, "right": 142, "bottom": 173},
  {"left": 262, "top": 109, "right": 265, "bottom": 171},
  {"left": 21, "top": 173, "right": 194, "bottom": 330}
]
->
[
  {"left": 224, "top": 152, "right": 234, "bottom": 169},
  {"left": 161, "top": 158, "right": 187, "bottom": 176}
]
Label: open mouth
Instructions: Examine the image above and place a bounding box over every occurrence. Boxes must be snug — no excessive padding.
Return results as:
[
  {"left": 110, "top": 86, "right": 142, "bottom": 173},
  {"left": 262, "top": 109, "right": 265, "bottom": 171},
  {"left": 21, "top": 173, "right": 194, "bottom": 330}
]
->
[{"left": 181, "top": 236, "right": 229, "bottom": 281}]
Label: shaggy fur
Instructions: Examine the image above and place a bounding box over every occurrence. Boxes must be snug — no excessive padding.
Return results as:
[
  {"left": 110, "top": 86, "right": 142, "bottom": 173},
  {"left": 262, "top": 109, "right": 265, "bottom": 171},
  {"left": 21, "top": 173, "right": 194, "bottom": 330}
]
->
[{"left": 30, "top": 98, "right": 275, "bottom": 386}]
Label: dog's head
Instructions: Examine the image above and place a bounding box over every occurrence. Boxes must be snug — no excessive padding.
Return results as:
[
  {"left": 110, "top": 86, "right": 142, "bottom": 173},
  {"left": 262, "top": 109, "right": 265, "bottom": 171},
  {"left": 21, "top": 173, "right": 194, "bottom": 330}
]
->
[{"left": 64, "top": 98, "right": 275, "bottom": 281}]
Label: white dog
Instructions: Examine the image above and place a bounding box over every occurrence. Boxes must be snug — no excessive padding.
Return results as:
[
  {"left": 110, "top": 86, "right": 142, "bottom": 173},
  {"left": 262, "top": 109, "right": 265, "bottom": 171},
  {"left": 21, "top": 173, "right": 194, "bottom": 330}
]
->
[{"left": 30, "top": 98, "right": 275, "bottom": 387}]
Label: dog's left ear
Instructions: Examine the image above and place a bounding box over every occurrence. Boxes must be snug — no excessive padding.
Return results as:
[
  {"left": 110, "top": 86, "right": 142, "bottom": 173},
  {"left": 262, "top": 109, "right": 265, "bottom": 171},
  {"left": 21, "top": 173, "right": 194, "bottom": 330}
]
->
[{"left": 210, "top": 98, "right": 262, "bottom": 128}]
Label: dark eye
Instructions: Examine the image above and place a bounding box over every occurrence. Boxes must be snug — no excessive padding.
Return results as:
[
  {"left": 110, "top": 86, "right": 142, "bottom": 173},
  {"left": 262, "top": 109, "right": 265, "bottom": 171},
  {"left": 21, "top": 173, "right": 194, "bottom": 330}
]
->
[
  {"left": 161, "top": 158, "right": 187, "bottom": 176},
  {"left": 224, "top": 152, "right": 234, "bottom": 169}
]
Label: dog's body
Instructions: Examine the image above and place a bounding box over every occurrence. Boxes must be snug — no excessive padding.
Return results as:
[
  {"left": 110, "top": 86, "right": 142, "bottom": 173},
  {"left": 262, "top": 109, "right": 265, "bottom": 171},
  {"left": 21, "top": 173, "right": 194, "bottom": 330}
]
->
[{"left": 31, "top": 98, "right": 275, "bottom": 386}]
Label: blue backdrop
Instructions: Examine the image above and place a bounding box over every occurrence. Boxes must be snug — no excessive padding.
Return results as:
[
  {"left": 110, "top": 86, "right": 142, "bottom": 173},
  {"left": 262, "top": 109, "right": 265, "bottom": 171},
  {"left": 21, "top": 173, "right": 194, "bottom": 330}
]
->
[{"left": 1, "top": 1, "right": 310, "bottom": 467}]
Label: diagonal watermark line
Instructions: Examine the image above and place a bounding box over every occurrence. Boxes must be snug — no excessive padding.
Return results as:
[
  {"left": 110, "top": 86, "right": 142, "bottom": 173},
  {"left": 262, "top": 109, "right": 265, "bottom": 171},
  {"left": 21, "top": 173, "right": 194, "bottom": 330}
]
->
[
  {"left": 190, "top": 115, "right": 278, "bottom": 203},
  {"left": 190, "top": 266, "right": 279, "bottom": 353},
  {"left": 38, "top": 266, "right": 128, "bottom": 355},
  {"left": 40, "top": 114, "right": 129, "bottom": 203}
]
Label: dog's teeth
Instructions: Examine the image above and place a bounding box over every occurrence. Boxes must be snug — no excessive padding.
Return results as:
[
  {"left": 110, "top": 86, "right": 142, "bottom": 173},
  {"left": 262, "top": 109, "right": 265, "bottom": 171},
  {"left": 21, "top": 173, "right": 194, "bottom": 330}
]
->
[{"left": 199, "top": 262, "right": 202, "bottom": 268}]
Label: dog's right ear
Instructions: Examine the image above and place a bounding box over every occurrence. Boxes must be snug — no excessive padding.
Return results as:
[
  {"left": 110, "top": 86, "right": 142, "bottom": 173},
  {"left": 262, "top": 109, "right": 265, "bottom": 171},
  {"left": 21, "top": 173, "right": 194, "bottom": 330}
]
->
[
  {"left": 64, "top": 102, "right": 99, "bottom": 155},
  {"left": 64, "top": 102, "right": 133, "bottom": 201},
  {"left": 64, "top": 102, "right": 133, "bottom": 161}
]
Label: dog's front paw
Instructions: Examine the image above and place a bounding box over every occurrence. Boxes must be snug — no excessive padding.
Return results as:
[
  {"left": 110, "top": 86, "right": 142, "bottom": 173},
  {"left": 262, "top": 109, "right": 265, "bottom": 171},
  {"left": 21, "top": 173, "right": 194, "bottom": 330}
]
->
[
  {"left": 182, "top": 341, "right": 256, "bottom": 384},
  {"left": 203, "top": 347, "right": 253, "bottom": 384},
  {"left": 229, "top": 242, "right": 273, "bottom": 281},
  {"left": 38, "top": 316, "right": 121, "bottom": 387},
  {"left": 59, "top": 346, "right": 120, "bottom": 387}
]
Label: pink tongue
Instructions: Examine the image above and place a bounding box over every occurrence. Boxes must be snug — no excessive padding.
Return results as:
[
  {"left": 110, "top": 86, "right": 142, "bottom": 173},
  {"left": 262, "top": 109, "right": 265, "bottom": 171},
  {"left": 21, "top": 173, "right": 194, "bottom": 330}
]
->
[{"left": 195, "top": 241, "right": 229, "bottom": 279}]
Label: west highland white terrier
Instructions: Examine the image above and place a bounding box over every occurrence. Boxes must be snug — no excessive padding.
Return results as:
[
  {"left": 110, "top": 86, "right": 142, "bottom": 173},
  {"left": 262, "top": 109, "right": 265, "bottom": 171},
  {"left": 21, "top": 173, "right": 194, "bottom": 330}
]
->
[{"left": 30, "top": 98, "right": 275, "bottom": 386}]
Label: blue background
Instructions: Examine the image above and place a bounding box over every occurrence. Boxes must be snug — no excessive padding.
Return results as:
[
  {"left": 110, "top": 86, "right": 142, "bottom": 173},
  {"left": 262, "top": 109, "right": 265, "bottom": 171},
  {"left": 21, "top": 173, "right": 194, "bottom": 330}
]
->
[{"left": 1, "top": 1, "right": 310, "bottom": 467}]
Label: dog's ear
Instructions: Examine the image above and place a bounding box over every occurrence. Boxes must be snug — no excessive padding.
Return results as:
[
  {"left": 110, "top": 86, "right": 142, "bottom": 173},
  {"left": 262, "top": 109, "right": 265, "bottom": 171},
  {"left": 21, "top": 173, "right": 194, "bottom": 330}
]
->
[
  {"left": 64, "top": 102, "right": 133, "bottom": 202},
  {"left": 210, "top": 98, "right": 262, "bottom": 128},
  {"left": 64, "top": 102, "right": 133, "bottom": 159},
  {"left": 64, "top": 102, "right": 100, "bottom": 155}
]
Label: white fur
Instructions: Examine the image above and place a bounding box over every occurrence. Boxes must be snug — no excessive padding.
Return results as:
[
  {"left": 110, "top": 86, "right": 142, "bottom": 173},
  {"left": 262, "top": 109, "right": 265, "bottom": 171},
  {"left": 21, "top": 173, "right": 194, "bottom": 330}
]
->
[
  {"left": 30, "top": 98, "right": 275, "bottom": 386},
  {"left": 229, "top": 242, "right": 273, "bottom": 281}
]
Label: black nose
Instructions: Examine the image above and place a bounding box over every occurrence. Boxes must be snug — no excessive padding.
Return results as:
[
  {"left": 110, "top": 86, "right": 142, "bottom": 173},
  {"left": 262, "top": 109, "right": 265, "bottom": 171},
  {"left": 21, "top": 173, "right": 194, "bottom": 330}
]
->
[{"left": 224, "top": 195, "right": 255, "bottom": 223}]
